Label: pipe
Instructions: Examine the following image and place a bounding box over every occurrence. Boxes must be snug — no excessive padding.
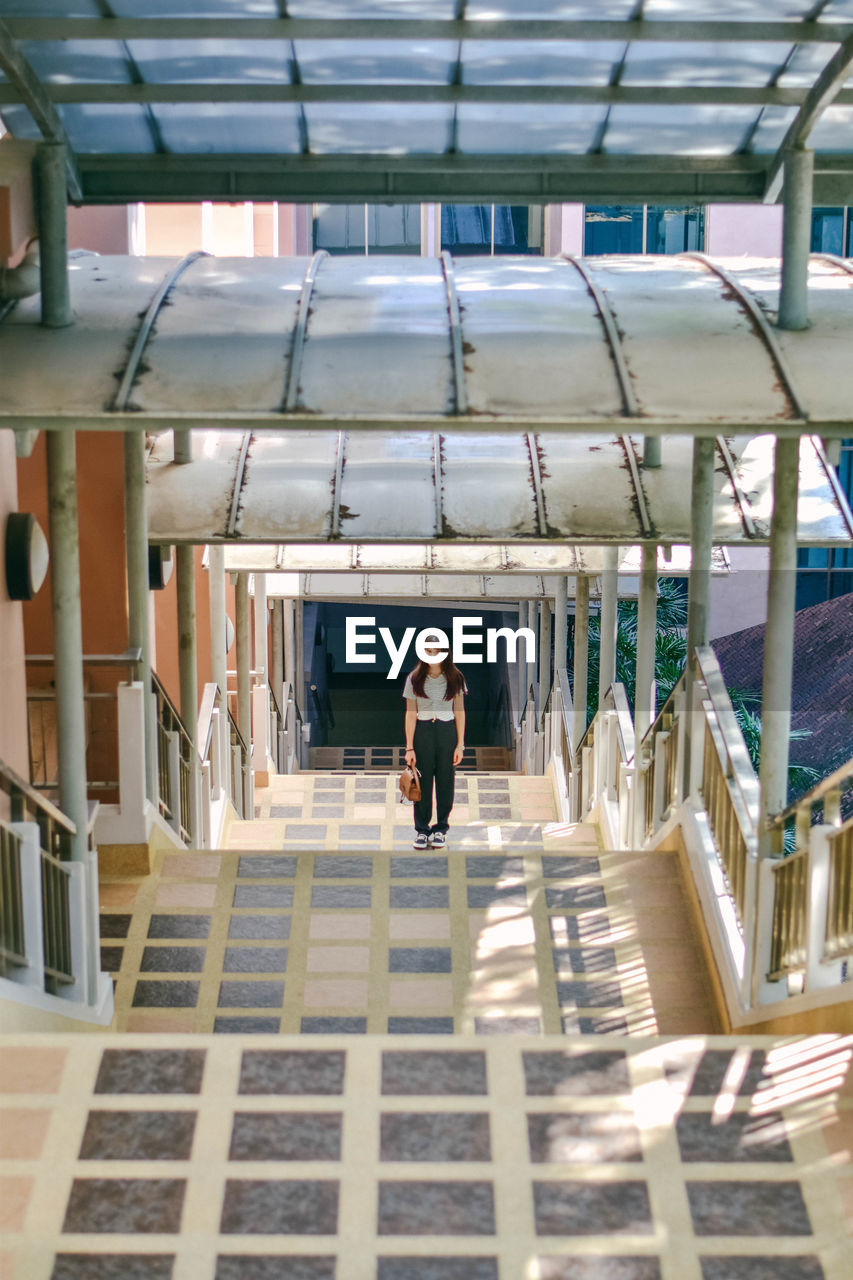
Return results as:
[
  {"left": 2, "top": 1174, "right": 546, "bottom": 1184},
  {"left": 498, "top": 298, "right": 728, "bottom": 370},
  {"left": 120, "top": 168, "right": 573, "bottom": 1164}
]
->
[
  {"left": 683, "top": 436, "right": 716, "bottom": 796},
  {"left": 235, "top": 572, "right": 252, "bottom": 750},
  {"left": 539, "top": 599, "right": 552, "bottom": 716},
  {"left": 208, "top": 544, "right": 229, "bottom": 799},
  {"left": 778, "top": 148, "right": 814, "bottom": 332},
  {"left": 553, "top": 576, "right": 568, "bottom": 679},
  {"left": 0, "top": 242, "right": 40, "bottom": 301},
  {"left": 36, "top": 143, "right": 71, "bottom": 328}
]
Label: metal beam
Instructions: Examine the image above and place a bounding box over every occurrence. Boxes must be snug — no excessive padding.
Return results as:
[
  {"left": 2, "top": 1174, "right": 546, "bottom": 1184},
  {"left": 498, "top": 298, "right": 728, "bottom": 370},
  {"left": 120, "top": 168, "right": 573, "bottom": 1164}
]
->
[
  {"left": 0, "top": 20, "right": 81, "bottom": 200},
  {"left": 764, "top": 32, "right": 853, "bottom": 203},
  {"left": 77, "top": 152, "right": 791, "bottom": 205},
  {"left": 5, "top": 18, "right": 851, "bottom": 42},
  {"left": 1, "top": 411, "right": 832, "bottom": 440},
  {"left": 2, "top": 83, "right": 846, "bottom": 108}
]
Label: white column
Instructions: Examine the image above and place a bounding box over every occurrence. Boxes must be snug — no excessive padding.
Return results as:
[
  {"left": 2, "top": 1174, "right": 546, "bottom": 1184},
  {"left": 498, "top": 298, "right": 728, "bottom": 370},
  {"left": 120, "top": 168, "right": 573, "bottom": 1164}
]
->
[
  {"left": 634, "top": 544, "right": 658, "bottom": 741},
  {"left": 175, "top": 544, "right": 200, "bottom": 845},
  {"left": 124, "top": 430, "right": 156, "bottom": 802},
  {"left": 778, "top": 148, "right": 814, "bottom": 332},
  {"left": 539, "top": 600, "right": 552, "bottom": 715},
  {"left": 683, "top": 436, "right": 716, "bottom": 795},
  {"left": 573, "top": 574, "right": 590, "bottom": 751},
  {"left": 46, "top": 432, "right": 88, "bottom": 862},
  {"left": 598, "top": 547, "right": 619, "bottom": 710},
  {"left": 553, "top": 576, "right": 568, "bottom": 676}
]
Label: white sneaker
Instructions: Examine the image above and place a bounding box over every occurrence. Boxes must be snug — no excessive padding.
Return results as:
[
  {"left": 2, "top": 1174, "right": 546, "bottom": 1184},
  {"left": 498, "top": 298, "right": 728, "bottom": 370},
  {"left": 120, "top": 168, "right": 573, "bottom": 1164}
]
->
[
  {"left": 429, "top": 830, "right": 447, "bottom": 848},
  {"left": 413, "top": 832, "right": 429, "bottom": 850}
]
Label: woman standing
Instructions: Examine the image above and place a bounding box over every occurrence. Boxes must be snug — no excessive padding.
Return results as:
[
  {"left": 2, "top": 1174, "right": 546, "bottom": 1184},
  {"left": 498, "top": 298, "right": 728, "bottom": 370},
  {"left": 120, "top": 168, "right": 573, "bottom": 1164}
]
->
[{"left": 403, "top": 644, "right": 467, "bottom": 849}]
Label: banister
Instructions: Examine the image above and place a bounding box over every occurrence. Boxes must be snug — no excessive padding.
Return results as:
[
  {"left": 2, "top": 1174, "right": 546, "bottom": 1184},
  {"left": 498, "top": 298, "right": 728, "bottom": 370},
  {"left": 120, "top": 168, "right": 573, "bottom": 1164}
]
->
[
  {"left": 769, "top": 753, "right": 853, "bottom": 827},
  {"left": 0, "top": 759, "right": 76, "bottom": 836}
]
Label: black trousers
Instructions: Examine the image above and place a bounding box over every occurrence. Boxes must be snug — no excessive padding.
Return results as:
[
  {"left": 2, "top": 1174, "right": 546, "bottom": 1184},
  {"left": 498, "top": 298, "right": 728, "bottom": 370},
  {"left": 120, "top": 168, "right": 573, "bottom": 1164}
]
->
[{"left": 413, "top": 719, "right": 456, "bottom": 835}]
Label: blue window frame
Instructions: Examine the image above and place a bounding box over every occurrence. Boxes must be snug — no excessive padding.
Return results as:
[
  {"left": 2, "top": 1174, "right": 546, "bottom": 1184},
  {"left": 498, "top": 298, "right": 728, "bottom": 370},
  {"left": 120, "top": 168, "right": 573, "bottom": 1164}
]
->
[{"left": 584, "top": 205, "right": 704, "bottom": 255}]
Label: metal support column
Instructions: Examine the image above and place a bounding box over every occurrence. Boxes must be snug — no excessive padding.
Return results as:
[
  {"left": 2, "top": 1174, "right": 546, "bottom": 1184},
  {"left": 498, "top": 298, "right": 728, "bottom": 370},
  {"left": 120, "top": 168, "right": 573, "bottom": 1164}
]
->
[
  {"left": 539, "top": 600, "right": 552, "bottom": 717},
  {"left": 36, "top": 143, "right": 71, "bottom": 329},
  {"left": 643, "top": 437, "right": 661, "bottom": 469},
  {"left": 517, "top": 599, "right": 527, "bottom": 719},
  {"left": 124, "top": 430, "right": 156, "bottom": 803},
  {"left": 635, "top": 543, "right": 658, "bottom": 742},
  {"left": 175, "top": 544, "right": 199, "bottom": 845},
  {"left": 253, "top": 573, "right": 268, "bottom": 684},
  {"left": 758, "top": 438, "right": 800, "bottom": 854},
  {"left": 526, "top": 599, "right": 537, "bottom": 711},
  {"left": 553, "top": 576, "right": 568, "bottom": 679},
  {"left": 778, "top": 148, "right": 814, "bottom": 333},
  {"left": 598, "top": 547, "right": 619, "bottom": 710},
  {"left": 683, "top": 436, "right": 716, "bottom": 796},
  {"left": 46, "top": 432, "right": 88, "bottom": 861},
  {"left": 283, "top": 598, "right": 296, "bottom": 691},
  {"left": 573, "top": 574, "right": 590, "bottom": 750}
]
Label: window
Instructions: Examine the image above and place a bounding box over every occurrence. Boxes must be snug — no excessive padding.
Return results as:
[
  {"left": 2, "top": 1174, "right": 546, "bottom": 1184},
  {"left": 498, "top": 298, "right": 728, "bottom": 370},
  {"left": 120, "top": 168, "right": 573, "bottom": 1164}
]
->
[
  {"left": 441, "top": 204, "right": 543, "bottom": 255},
  {"left": 811, "top": 207, "right": 852, "bottom": 256},
  {"left": 584, "top": 205, "right": 704, "bottom": 255},
  {"left": 796, "top": 439, "right": 853, "bottom": 606},
  {"left": 313, "top": 203, "right": 421, "bottom": 255}
]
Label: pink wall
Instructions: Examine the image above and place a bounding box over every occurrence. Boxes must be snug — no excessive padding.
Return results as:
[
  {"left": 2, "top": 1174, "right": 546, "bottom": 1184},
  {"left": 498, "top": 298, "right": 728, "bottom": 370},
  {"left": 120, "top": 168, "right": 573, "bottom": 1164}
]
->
[
  {"left": 0, "top": 432, "right": 32, "bottom": 779},
  {"left": 706, "top": 204, "right": 784, "bottom": 257},
  {"left": 67, "top": 205, "right": 129, "bottom": 254}
]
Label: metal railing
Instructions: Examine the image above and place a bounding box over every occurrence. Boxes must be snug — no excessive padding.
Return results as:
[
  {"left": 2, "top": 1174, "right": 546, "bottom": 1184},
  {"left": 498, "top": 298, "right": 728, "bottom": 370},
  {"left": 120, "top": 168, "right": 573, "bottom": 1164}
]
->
[
  {"left": 825, "top": 818, "right": 853, "bottom": 962},
  {"left": 270, "top": 680, "right": 305, "bottom": 776},
  {"left": 26, "top": 651, "right": 140, "bottom": 800},
  {"left": 152, "top": 671, "right": 193, "bottom": 844},
  {"left": 0, "top": 759, "right": 78, "bottom": 996},
  {"left": 229, "top": 709, "right": 250, "bottom": 820},
  {"left": 768, "top": 849, "right": 809, "bottom": 980}
]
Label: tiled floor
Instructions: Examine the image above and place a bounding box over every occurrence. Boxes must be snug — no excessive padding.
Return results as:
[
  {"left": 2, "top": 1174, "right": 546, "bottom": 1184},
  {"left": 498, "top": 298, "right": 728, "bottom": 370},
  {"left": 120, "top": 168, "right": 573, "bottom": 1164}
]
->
[
  {"left": 98, "top": 774, "right": 718, "bottom": 1036},
  {"left": 1, "top": 1034, "right": 850, "bottom": 1280}
]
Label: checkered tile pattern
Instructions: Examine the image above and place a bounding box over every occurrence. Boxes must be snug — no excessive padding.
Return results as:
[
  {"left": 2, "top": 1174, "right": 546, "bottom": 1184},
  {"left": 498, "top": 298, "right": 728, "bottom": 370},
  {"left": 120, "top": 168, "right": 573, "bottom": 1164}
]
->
[{"left": 1, "top": 1035, "right": 850, "bottom": 1280}]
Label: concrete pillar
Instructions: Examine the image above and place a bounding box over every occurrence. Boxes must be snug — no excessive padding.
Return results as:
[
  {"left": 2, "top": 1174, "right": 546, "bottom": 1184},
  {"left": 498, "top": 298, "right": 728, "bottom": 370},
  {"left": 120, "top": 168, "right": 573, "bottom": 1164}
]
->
[
  {"left": 175, "top": 545, "right": 199, "bottom": 843},
  {"left": 598, "top": 547, "right": 619, "bottom": 710},
  {"left": 684, "top": 437, "right": 716, "bottom": 794},
  {"left": 45, "top": 432, "right": 88, "bottom": 861},
  {"left": 635, "top": 543, "right": 658, "bottom": 741},
  {"left": 124, "top": 430, "right": 156, "bottom": 802},
  {"left": 539, "top": 600, "right": 552, "bottom": 715},
  {"left": 573, "top": 574, "right": 590, "bottom": 750},
  {"left": 758, "top": 437, "right": 800, "bottom": 856},
  {"left": 778, "top": 148, "right": 814, "bottom": 333},
  {"left": 517, "top": 600, "right": 527, "bottom": 719},
  {"left": 36, "top": 143, "right": 71, "bottom": 329},
  {"left": 526, "top": 599, "right": 536, "bottom": 710},
  {"left": 235, "top": 572, "right": 252, "bottom": 750},
  {"left": 295, "top": 598, "right": 305, "bottom": 714},
  {"left": 643, "top": 437, "right": 661, "bottom": 468}
]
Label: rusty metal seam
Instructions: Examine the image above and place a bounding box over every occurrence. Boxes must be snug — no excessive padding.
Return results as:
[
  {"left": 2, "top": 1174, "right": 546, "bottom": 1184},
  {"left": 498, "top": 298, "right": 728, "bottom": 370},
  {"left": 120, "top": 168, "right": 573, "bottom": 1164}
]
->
[
  {"left": 715, "top": 436, "right": 758, "bottom": 539},
  {"left": 525, "top": 432, "right": 549, "bottom": 537},
  {"left": 112, "top": 250, "right": 208, "bottom": 412},
  {"left": 810, "top": 251, "right": 853, "bottom": 277},
  {"left": 330, "top": 429, "right": 347, "bottom": 538},
  {"left": 559, "top": 253, "right": 639, "bottom": 418},
  {"left": 617, "top": 434, "right": 653, "bottom": 540},
  {"left": 439, "top": 251, "right": 468, "bottom": 416},
  {"left": 282, "top": 249, "right": 328, "bottom": 413},
  {"left": 810, "top": 434, "right": 853, "bottom": 539},
  {"left": 681, "top": 251, "right": 809, "bottom": 421},
  {"left": 433, "top": 431, "right": 444, "bottom": 536},
  {"left": 226, "top": 430, "right": 252, "bottom": 538}
]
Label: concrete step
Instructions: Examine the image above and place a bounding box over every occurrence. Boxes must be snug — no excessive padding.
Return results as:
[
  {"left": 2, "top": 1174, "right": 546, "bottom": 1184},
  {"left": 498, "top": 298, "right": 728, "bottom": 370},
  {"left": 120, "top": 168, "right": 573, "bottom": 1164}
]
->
[{"left": 308, "top": 745, "right": 517, "bottom": 771}]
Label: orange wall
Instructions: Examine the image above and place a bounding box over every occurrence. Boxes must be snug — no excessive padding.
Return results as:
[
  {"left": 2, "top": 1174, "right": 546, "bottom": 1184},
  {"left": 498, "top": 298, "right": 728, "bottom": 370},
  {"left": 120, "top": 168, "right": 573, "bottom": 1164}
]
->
[
  {"left": 145, "top": 204, "right": 203, "bottom": 256},
  {"left": 153, "top": 547, "right": 238, "bottom": 719},
  {"left": 0, "top": 432, "right": 31, "bottom": 779}
]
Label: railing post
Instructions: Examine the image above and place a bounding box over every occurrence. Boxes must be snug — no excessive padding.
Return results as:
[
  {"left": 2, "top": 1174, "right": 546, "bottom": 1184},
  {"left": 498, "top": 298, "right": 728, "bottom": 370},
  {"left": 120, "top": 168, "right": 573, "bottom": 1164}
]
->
[
  {"left": 806, "top": 825, "right": 844, "bottom": 991},
  {"left": 200, "top": 760, "right": 212, "bottom": 850},
  {"left": 7, "top": 823, "right": 45, "bottom": 991},
  {"left": 750, "top": 855, "right": 787, "bottom": 1006},
  {"left": 652, "top": 731, "right": 668, "bottom": 829},
  {"left": 208, "top": 546, "right": 231, "bottom": 802},
  {"left": 598, "top": 549, "right": 619, "bottom": 711},
  {"left": 165, "top": 730, "right": 182, "bottom": 837},
  {"left": 573, "top": 574, "right": 589, "bottom": 751}
]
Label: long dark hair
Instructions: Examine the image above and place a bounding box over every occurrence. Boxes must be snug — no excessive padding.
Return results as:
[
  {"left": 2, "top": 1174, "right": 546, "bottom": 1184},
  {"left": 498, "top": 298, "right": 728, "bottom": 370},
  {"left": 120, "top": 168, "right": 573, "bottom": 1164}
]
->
[{"left": 409, "top": 652, "right": 466, "bottom": 699}]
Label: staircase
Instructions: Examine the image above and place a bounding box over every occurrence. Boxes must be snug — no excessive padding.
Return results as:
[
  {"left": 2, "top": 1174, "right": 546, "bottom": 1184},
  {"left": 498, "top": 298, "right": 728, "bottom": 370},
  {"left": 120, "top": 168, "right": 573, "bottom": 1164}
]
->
[
  {"left": 1, "top": 770, "right": 850, "bottom": 1279},
  {"left": 308, "top": 744, "right": 516, "bottom": 771}
]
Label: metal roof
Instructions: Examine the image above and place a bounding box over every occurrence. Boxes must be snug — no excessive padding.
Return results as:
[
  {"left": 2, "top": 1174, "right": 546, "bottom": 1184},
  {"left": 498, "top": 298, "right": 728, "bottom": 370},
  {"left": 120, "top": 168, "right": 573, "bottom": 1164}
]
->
[
  {"left": 1, "top": 2, "right": 853, "bottom": 204},
  {"left": 2, "top": 250, "right": 851, "bottom": 546}
]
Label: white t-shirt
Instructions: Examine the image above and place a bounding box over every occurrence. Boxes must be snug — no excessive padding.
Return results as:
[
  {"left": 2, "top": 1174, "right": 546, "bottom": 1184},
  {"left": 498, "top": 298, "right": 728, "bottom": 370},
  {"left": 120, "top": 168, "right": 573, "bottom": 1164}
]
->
[{"left": 402, "top": 671, "right": 466, "bottom": 721}]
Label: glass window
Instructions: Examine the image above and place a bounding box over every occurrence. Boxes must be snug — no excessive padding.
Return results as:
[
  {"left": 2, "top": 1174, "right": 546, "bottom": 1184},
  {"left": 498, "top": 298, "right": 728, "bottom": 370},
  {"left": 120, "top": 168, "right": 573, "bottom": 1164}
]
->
[
  {"left": 441, "top": 204, "right": 543, "bottom": 255},
  {"left": 584, "top": 205, "right": 644, "bottom": 254},
  {"left": 647, "top": 206, "right": 705, "bottom": 254},
  {"left": 585, "top": 204, "right": 704, "bottom": 255},
  {"left": 811, "top": 207, "right": 845, "bottom": 255},
  {"left": 795, "top": 439, "right": 853, "bottom": 605},
  {"left": 314, "top": 203, "right": 420, "bottom": 255}
]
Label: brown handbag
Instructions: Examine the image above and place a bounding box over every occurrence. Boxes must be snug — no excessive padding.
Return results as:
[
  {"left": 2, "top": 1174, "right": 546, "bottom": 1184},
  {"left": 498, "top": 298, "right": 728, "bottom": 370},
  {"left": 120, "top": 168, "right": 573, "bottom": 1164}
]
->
[{"left": 399, "top": 764, "right": 422, "bottom": 804}]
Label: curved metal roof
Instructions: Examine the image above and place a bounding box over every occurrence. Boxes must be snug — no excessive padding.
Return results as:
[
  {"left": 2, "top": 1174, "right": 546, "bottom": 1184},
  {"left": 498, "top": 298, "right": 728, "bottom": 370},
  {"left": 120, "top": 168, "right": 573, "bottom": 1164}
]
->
[
  {"left": 2, "top": 251, "right": 852, "bottom": 545},
  {"left": 1, "top": 2, "right": 852, "bottom": 203}
]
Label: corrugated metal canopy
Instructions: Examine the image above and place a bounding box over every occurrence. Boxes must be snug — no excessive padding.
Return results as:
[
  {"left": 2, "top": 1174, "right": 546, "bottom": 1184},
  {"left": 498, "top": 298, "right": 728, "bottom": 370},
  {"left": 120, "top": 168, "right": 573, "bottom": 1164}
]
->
[
  {"left": 0, "top": 2, "right": 852, "bottom": 202},
  {"left": 2, "top": 251, "right": 852, "bottom": 546}
]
